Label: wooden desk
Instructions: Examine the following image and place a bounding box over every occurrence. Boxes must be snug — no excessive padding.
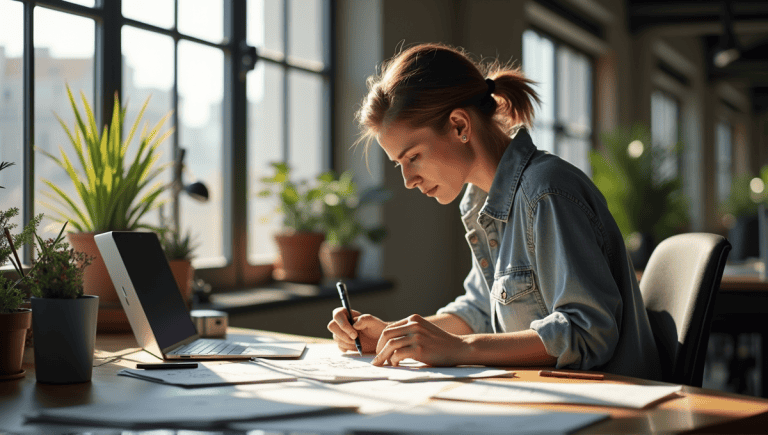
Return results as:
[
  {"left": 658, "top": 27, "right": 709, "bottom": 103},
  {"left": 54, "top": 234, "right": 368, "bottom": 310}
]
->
[{"left": 2, "top": 328, "right": 768, "bottom": 434}]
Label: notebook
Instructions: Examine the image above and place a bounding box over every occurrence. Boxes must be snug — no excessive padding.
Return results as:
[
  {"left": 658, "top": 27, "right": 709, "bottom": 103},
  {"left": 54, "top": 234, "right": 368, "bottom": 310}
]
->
[{"left": 94, "top": 231, "right": 306, "bottom": 360}]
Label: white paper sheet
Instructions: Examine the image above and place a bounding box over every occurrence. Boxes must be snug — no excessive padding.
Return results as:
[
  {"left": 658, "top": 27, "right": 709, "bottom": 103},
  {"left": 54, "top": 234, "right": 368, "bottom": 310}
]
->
[
  {"left": 233, "top": 401, "right": 608, "bottom": 434},
  {"left": 24, "top": 395, "right": 356, "bottom": 429},
  {"left": 253, "top": 356, "right": 512, "bottom": 382},
  {"left": 229, "top": 379, "right": 455, "bottom": 414},
  {"left": 118, "top": 361, "right": 296, "bottom": 387},
  {"left": 435, "top": 380, "right": 683, "bottom": 408}
]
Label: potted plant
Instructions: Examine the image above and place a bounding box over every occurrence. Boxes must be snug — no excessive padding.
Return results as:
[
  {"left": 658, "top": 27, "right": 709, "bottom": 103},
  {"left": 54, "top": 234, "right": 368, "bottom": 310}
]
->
[
  {"left": 317, "top": 170, "right": 391, "bottom": 280},
  {"left": 27, "top": 222, "right": 96, "bottom": 384},
  {"left": 0, "top": 162, "right": 43, "bottom": 381},
  {"left": 37, "top": 85, "right": 172, "bottom": 332},
  {"left": 719, "top": 166, "right": 768, "bottom": 261},
  {"left": 258, "top": 162, "right": 325, "bottom": 283},
  {"left": 589, "top": 124, "right": 689, "bottom": 269},
  {"left": 160, "top": 227, "right": 198, "bottom": 310}
]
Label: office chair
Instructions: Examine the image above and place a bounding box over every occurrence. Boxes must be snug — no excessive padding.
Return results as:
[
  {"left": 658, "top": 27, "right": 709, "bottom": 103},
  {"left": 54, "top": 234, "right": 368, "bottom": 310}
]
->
[{"left": 639, "top": 233, "right": 731, "bottom": 387}]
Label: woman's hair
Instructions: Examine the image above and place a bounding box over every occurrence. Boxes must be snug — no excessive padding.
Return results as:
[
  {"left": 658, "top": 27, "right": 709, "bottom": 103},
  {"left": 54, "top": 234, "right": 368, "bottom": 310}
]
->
[{"left": 355, "top": 42, "right": 540, "bottom": 160}]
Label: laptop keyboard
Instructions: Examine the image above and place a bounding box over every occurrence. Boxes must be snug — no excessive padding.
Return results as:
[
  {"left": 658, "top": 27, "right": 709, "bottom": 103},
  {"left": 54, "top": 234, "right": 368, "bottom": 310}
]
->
[{"left": 170, "top": 339, "right": 249, "bottom": 356}]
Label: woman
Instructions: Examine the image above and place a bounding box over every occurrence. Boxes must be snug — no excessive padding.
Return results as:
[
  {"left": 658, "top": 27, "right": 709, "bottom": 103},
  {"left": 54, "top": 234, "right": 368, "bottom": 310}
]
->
[{"left": 327, "top": 43, "right": 661, "bottom": 380}]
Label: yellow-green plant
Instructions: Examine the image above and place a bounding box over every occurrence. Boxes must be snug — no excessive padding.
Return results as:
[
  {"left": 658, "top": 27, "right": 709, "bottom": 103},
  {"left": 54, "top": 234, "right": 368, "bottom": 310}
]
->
[
  {"left": 590, "top": 124, "right": 689, "bottom": 244},
  {"left": 38, "top": 85, "right": 173, "bottom": 232}
]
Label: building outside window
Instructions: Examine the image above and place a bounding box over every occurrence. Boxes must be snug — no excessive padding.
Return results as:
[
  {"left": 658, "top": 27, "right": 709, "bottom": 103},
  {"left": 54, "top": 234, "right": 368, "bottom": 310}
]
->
[
  {"left": 0, "top": 0, "right": 332, "bottom": 288},
  {"left": 522, "top": 28, "right": 593, "bottom": 175}
]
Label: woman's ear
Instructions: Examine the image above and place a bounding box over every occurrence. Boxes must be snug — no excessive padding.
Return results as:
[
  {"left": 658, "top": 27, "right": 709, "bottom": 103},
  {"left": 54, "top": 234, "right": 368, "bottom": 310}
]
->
[{"left": 449, "top": 108, "right": 471, "bottom": 143}]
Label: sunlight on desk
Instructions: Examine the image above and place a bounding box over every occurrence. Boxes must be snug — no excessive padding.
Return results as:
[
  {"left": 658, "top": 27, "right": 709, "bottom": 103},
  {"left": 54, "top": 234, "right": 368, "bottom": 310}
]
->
[{"left": 4, "top": 327, "right": 768, "bottom": 434}]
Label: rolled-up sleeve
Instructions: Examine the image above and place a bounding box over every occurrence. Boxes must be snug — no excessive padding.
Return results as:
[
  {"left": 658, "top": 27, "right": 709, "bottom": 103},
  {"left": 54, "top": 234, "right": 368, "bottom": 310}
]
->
[
  {"left": 436, "top": 260, "right": 493, "bottom": 334},
  {"left": 528, "top": 193, "right": 622, "bottom": 370}
]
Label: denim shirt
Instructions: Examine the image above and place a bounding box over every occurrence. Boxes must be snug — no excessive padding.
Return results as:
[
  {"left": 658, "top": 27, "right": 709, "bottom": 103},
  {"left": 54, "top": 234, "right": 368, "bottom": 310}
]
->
[{"left": 437, "top": 129, "right": 662, "bottom": 381}]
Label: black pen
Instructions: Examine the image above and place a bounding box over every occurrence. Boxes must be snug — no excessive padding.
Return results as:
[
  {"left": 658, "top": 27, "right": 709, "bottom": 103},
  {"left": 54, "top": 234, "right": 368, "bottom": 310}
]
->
[
  {"left": 136, "top": 363, "right": 198, "bottom": 370},
  {"left": 336, "top": 281, "right": 363, "bottom": 356}
]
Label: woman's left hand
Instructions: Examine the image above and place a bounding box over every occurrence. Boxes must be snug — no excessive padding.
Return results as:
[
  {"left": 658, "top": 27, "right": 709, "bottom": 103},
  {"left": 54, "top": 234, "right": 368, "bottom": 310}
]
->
[{"left": 371, "top": 314, "right": 468, "bottom": 367}]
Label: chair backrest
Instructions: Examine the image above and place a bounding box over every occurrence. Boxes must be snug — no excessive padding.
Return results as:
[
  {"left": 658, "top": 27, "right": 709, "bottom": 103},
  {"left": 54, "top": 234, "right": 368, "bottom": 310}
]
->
[{"left": 639, "top": 233, "right": 731, "bottom": 387}]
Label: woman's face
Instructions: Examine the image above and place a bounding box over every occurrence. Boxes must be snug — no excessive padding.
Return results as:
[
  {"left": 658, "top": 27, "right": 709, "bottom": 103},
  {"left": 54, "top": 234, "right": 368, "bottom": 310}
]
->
[{"left": 377, "top": 119, "right": 473, "bottom": 205}]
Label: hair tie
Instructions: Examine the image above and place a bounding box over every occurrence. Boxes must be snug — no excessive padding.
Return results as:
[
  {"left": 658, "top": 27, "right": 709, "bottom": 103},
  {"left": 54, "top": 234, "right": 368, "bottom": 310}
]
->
[
  {"left": 485, "top": 78, "right": 495, "bottom": 95},
  {"left": 477, "top": 78, "right": 496, "bottom": 111}
]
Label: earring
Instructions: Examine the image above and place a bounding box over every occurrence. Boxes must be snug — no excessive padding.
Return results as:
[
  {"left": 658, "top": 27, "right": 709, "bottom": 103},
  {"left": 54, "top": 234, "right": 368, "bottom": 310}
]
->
[{"left": 461, "top": 135, "right": 468, "bottom": 142}]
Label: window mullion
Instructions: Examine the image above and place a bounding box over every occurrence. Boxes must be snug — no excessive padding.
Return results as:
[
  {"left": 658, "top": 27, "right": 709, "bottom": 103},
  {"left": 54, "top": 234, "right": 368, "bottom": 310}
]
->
[
  {"left": 22, "top": 1, "right": 35, "bottom": 264},
  {"left": 282, "top": 0, "right": 290, "bottom": 163},
  {"left": 96, "top": 0, "right": 122, "bottom": 129},
  {"left": 223, "top": 0, "right": 248, "bottom": 286}
]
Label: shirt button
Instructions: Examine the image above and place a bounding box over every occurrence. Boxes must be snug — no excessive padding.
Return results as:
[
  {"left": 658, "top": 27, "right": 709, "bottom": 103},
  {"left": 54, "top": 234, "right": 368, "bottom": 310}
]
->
[
  {"left": 470, "top": 235, "right": 478, "bottom": 244},
  {"left": 489, "top": 239, "right": 498, "bottom": 248},
  {"left": 501, "top": 289, "right": 507, "bottom": 299},
  {"left": 480, "top": 259, "right": 489, "bottom": 268}
]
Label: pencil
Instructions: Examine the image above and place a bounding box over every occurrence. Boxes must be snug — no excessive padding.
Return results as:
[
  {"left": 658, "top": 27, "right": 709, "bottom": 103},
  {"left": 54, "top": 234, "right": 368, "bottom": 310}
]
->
[{"left": 539, "top": 370, "right": 604, "bottom": 381}]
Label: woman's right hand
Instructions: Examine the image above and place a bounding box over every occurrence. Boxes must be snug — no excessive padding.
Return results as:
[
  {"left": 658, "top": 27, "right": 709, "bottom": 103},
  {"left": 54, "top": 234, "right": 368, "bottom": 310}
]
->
[{"left": 327, "top": 308, "right": 388, "bottom": 353}]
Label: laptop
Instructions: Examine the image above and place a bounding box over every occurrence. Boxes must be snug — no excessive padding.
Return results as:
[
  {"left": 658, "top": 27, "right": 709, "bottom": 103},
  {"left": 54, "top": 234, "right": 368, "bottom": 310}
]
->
[{"left": 95, "top": 231, "right": 306, "bottom": 360}]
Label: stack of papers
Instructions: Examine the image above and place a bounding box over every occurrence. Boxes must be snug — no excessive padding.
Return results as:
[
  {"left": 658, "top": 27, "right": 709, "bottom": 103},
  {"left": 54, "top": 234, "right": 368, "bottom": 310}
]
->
[
  {"left": 118, "top": 361, "right": 296, "bottom": 387},
  {"left": 253, "top": 356, "right": 512, "bottom": 383},
  {"left": 434, "top": 380, "right": 683, "bottom": 408}
]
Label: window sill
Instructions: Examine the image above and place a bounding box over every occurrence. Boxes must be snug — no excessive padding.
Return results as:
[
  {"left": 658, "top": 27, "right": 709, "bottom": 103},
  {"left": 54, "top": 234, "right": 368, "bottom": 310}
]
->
[{"left": 192, "top": 278, "right": 394, "bottom": 315}]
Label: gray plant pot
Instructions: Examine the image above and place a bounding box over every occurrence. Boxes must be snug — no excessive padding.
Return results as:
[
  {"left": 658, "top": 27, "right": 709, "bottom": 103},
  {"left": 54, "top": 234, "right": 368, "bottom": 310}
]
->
[{"left": 31, "top": 295, "right": 99, "bottom": 384}]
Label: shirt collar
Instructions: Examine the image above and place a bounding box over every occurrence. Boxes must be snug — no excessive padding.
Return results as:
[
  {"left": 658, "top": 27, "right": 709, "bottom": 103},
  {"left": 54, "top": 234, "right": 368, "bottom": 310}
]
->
[{"left": 479, "top": 128, "right": 537, "bottom": 222}]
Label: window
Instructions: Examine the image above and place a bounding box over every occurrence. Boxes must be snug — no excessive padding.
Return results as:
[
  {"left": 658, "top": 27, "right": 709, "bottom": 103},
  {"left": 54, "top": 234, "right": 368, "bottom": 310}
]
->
[
  {"left": 651, "top": 90, "right": 681, "bottom": 183},
  {"left": 246, "top": 0, "right": 331, "bottom": 264},
  {"left": 522, "top": 29, "right": 593, "bottom": 174},
  {"left": 0, "top": 0, "right": 332, "bottom": 288},
  {"left": 716, "top": 121, "right": 733, "bottom": 205}
]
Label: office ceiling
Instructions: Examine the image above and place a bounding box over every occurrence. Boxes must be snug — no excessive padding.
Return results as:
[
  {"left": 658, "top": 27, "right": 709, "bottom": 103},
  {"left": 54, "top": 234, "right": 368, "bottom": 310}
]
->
[{"left": 627, "top": 0, "right": 768, "bottom": 113}]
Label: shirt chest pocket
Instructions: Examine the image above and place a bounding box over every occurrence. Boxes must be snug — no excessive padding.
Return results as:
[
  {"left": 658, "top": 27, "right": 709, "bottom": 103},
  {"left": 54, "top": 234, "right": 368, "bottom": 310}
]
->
[
  {"left": 490, "top": 269, "right": 549, "bottom": 333},
  {"left": 491, "top": 269, "right": 537, "bottom": 305}
]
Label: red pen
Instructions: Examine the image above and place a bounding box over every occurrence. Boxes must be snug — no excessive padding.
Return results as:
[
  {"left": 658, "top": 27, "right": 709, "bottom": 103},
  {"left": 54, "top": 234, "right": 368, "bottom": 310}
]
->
[{"left": 539, "top": 370, "right": 604, "bottom": 381}]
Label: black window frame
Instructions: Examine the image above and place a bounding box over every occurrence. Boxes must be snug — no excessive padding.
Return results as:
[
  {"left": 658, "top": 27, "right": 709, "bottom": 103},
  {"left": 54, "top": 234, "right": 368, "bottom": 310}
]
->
[
  {"left": 523, "top": 27, "right": 595, "bottom": 173},
  {"left": 3, "top": 0, "right": 335, "bottom": 291}
]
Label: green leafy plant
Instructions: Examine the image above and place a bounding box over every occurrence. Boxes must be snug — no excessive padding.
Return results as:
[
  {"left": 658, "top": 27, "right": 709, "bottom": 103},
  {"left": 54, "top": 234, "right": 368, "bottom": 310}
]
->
[
  {"left": 317, "top": 170, "right": 391, "bottom": 247},
  {"left": 719, "top": 165, "right": 768, "bottom": 219},
  {"left": 257, "top": 162, "right": 323, "bottom": 233},
  {"left": 27, "top": 222, "right": 92, "bottom": 299},
  {"left": 37, "top": 85, "right": 173, "bottom": 232},
  {"left": 159, "top": 227, "right": 198, "bottom": 261},
  {"left": 1, "top": 161, "right": 44, "bottom": 313},
  {"left": 589, "top": 124, "right": 689, "bottom": 245}
]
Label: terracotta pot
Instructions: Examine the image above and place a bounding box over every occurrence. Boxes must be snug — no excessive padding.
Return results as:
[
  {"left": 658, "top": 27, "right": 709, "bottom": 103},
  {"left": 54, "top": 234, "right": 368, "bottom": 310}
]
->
[
  {"left": 169, "top": 259, "right": 194, "bottom": 311},
  {"left": 67, "top": 232, "right": 131, "bottom": 332},
  {"left": 319, "top": 243, "right": 361, "bottom": 280},
  {"left": 0, "top": 308, "right": 32, "bottom": 378},
  {"left": 273, "top": 232, "right": 325, "bottom": 284}
]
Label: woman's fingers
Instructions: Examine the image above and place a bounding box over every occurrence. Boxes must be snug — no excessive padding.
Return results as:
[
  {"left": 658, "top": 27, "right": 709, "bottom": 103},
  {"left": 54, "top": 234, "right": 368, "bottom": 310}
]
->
[
  {"left": 371, "top": 334, "right": 414, "bottom": 366},
  {"left": 331, "top": 307, "right": 361, "bottom": 339},
  {"left": 375, "top": 316, "right": 423, "bottom": 353}
]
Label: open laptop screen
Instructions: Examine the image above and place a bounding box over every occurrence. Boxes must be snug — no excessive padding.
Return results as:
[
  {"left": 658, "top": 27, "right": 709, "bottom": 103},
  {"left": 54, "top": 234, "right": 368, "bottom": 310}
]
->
[{"left": 112, "top": 231, "right": 197, "bottom": 350}]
